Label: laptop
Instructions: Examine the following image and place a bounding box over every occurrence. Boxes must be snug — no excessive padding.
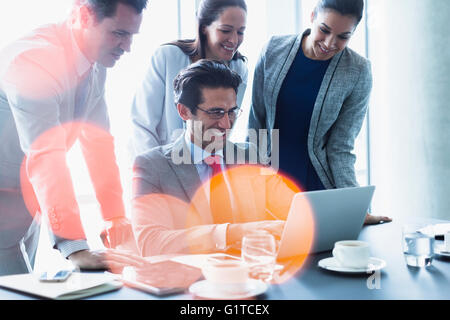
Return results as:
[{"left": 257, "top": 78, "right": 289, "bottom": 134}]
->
[{"left": 277, "top": 186, "right": 375, "bottom": 259}]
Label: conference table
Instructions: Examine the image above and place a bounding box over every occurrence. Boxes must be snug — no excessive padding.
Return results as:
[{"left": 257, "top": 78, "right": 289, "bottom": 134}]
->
[{"left": 1, "top": 218, "right": 449, "bottom": 300}]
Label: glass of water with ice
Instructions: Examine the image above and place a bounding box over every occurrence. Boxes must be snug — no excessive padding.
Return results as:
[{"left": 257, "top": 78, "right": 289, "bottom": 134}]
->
[
  {"left": 402, "top": 224, "right": 435, "bottom": 267},
  {"left": 241, "top": 232, "right": 277, "bottom": 282}
]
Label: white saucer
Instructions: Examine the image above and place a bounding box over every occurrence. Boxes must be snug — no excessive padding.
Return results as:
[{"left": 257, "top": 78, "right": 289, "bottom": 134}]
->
[
  {"left": 318, "top": 257, "right": 387, "bottom": 274},
  {"left": 189, "top": 279, "right": 268, "bottom": 300},
  {"left": 434, "top": 245, "right": 450, "bottom": 257}
]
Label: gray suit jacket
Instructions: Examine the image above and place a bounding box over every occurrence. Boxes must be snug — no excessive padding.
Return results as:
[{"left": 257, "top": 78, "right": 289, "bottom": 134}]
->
[
  {"left": 0, "top": 22, "right": 125, "bottom": 257},
  {"left": 249, "top": 30, "right": 372, "bottom": 189},
  {"left": 132, "top": 134, "right": 294, "bottom": 256}
]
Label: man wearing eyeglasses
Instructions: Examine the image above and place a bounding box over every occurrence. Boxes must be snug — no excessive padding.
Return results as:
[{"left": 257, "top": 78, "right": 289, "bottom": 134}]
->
[{"left": 131, "top": 60, "right": 296, "bottom": 256}]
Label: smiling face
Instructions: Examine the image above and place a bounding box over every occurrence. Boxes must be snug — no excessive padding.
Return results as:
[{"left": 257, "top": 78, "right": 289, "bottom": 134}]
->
[
  {"left": 303, "top": 9, "right": 358, "bottom": 61},
  {"left": 202, "top": 6, "right": 247, "bottom": 62},
  {"left": 178, "top": 87, "right": 237, "bottom": 150},
  {"left": 79, "top": 2, "right": 143, "bottom": 67}
]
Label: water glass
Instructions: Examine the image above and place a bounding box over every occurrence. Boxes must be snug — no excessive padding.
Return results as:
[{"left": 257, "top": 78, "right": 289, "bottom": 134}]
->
[
  {"left": 402, "top": 224, "right": 435, "bottom": 267},
  {"left": 241, "top": 232, "right": 277, "bottom": 282}
]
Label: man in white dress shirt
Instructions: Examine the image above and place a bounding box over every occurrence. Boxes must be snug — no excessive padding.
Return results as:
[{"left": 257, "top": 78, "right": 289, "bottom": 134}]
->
[{"left": 0, "top": 0, "right": 148, "bottom": 275}]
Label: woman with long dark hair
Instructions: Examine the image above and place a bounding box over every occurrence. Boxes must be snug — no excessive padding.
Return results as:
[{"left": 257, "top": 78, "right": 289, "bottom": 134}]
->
[
  {"left": 249, "top": 0, "right": 391, "bottom": 225},
  {"left": 131, "top": 0, "right": 248, "bottom": 156}
]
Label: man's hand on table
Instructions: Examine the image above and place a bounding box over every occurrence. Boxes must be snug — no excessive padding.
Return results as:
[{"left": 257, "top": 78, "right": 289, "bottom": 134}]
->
[
  {"left": 100, "top": 217, "right": 139, "bottom": 253},
  {"left": 68, "top": 249, "right": 148, "bottom": 273}
]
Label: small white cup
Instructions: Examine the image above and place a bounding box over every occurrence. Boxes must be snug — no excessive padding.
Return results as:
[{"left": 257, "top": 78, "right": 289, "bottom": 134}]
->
[
  {"left": 332, "top": 241, "right": 371, "bottom": 269},
  {"left": 201, "top": 256, "right": 249, "bottom": 294},
  {"left": 445, "top": 232, "right": 450, "bottom": 253}
]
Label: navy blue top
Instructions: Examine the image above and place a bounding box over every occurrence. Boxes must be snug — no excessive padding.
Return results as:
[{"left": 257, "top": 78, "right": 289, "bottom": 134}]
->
[{"left": 274, "top": 42, "right": 331, "bottom": 192}]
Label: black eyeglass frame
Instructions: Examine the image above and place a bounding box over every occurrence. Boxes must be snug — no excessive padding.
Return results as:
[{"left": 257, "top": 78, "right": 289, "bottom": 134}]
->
[{"left": 195, "top": 105, "right": 243, "bottom": 120}]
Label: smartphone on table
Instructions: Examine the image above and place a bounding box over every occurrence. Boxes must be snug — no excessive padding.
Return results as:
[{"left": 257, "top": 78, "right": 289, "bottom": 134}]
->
[{"left": 38, "top": 270, "right": 72, "bottom": 282}]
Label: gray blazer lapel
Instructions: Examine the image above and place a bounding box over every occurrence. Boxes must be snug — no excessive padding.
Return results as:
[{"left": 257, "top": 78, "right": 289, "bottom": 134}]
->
[
  {"left": 166, "top": 135, "right": 212, "bottom": 223},
  {"left": 308, "top": 50, "right": 344, "bottom": 146},
  {"left": 307, "top": 47, "right": 345, "bottom": 189},
  {"left": 165, "top": 136, "right": 200, "bottom": 199}
]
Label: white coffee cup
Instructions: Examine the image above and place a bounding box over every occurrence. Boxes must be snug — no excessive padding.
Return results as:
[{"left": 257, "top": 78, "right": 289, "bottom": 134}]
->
[
  {"left": 201, "top": 256, "right": 249, "bottom": 293},
  {"left": 332, "top": 241, "right": 371, "bottom": 269}
]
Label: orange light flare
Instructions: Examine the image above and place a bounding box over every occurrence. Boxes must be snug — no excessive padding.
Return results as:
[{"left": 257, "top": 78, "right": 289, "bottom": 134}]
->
[
  {"left": 132, "top": 193, "right": 195, "bottom": 256},
  {"left": 20, "top": 122, "right": 122, "bottom": 241},
  {"left": 190, "top": 164, "right": 316, "bottom": 284}
]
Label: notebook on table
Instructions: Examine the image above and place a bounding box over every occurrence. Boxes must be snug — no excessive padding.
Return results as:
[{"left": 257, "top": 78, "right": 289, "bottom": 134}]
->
[{"left": 0, "top": 272, "right": 122, "bottom": 300}]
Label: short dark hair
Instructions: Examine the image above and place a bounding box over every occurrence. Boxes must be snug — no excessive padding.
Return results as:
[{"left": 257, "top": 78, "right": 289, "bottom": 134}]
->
[
  {"left": 315, "top": 0, "right": 364, "bottom": 26},
  {"left": 167, "top": 0, "right": 247, "bottom": 62},
  {"left": 76, "top": 0, "right": 148, "bottom": 22},
  {"left": 173, "top": 60, "right": 242, "bottom": 115}
]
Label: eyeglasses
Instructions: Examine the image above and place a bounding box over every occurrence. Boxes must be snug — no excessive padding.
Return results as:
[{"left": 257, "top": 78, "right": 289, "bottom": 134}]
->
[{"left": 195, "top": 106, "right": 242, "bottom": 120}]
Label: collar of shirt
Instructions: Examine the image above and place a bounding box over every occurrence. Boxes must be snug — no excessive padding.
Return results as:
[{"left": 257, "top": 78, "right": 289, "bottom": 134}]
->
[
  {"left": 68, "top": 23, "right": 93, "bottom": 77},
  {"left": 184, "top": 131, "right": 224, "bottom": 165}
]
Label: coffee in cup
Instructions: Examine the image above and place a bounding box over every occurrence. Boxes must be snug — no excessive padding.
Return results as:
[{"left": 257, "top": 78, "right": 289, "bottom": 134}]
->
[{"left": 332, "top": 241, "right": 371, "bottom": 269}]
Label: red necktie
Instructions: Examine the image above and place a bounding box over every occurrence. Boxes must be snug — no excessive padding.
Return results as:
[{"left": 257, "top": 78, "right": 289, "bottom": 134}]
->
[
  {"left": 204, "top": 155, "right": 223, "bottom": 176},
  {"left": 205, "top": 156, "right": 233, "bottom": 224}
]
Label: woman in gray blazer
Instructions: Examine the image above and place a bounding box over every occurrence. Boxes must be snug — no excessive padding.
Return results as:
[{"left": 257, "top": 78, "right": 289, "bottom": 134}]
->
[{"left": 249, "top": 0, "right": 391, "bottom": 225}]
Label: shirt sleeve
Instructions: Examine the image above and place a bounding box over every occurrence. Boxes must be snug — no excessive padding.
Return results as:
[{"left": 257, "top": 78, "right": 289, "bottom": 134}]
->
[
  {"left": 80, "top": 93, "right": 126, "bottom": 221},
  {"left": 2, "top": 54, "right": 87, "bottom": 243},
  {"left": 248, "top": 42, "right": 268, "bottom": 133},
  {"left": 212, "top": 223, "right": 229, "bottom": 250},
  {"left": 235, "top": 59, "right": 248, "bottom": 109},
  {"left": 327, "top": 60, "right": 373, "bottom": 188},
  {"left": 130, "top": 46, "right": 168, "bottom": 155}
]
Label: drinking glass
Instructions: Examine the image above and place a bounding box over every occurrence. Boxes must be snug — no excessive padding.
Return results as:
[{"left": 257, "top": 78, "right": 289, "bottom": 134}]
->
[
  {"left": 402, "top": 224, "right": 435, "bottom": 267},
  {"left": 241, "top": 232, "right": 277, "bottom": 282}
]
